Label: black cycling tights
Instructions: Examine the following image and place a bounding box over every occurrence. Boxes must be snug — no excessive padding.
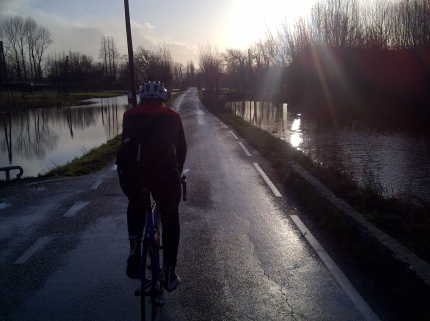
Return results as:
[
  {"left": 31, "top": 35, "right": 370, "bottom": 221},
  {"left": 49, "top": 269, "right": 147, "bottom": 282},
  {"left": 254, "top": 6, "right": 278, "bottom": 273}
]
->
[{"left": 127, "top": 170, "right": 181, "bottom": 267}]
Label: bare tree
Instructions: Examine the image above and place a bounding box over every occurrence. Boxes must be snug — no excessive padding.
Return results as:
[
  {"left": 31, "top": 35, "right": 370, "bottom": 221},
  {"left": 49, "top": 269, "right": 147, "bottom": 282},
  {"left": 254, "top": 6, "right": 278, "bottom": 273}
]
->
[
  {"left": 361, "top": 0, "right": 392, "bottom": 49},
  {"left": 1, "top": 16, "right": 25, "bottom": 80},
  {"left": 134, "top": 44, "right": 174, "bottom": 85},
  {"left": 390, "top": 0, "right": 430, "bottom": 51},
  {"left": 99, "top": 36, "right": 120, "bottom": 82},
  {"left": 33, "top": 26, "right": 53, "bottom": 81},
  {"left": 25, "top": 16, "right": 38, "bottom": 80},
  {"left": 1, "top": 16, "right": 52, "bottom": 82},
  {"left": 197, "top": 42, "right": 223, "bottom": 91},
  {"left": 223, "top": 48, "right": 247, "bottom": 91},
  {"left": 186, "top": 60, "right": 196, "bottom": 86},
  {"left": 15, "top": 17, "right": 28, "bottom": 80},
  {"left": 108, "top": 36, "right": 119, "bottom": 79},
  {"left": 99, "top": 36, "right": 109, "bottom": 76}
]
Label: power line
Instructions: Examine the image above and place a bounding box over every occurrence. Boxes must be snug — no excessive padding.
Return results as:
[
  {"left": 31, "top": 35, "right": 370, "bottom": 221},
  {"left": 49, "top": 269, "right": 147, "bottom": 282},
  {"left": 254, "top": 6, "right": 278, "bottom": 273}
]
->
[{"left": 12, "top": 0, "right": 56, "bottom": 17}]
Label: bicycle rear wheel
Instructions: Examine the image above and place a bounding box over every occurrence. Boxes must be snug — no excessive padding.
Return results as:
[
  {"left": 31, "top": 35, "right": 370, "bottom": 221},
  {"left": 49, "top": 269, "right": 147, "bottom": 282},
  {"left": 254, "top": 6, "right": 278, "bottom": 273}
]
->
[{"left": 141, "top": 239, "right": 163, "bottom": 320}]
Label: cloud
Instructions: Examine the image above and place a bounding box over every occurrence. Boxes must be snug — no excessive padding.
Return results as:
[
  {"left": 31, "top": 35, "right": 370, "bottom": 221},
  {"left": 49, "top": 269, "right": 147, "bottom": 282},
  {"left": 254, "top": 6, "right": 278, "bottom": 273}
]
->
[
  {"left": 128, "top": 23, "right": 198, "bottom": 65},
  {"left": 1, "top": 3, "right": 197, "bottom": 66},
  {"left": 130, "top": 21, "right": 157, "bottom": 47},
  {"left": 0, "top": 0, "right": 29, "bottom": 18},
  {"left": 163, "top": 41, "right": 198, "bottom": 66}
]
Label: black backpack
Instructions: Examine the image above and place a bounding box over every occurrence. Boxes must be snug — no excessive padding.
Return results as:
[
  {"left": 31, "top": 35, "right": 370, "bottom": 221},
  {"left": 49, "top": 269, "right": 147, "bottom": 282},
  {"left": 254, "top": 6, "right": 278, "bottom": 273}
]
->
[{"left": 116, "top": 135, "right": 149, "bottom": 199}]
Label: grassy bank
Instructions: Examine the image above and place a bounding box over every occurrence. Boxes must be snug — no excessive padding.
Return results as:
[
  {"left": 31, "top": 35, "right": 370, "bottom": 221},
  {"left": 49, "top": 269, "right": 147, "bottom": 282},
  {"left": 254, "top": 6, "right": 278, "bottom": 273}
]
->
[
  {"left": 201, "top": 93, "right": 430, "bottom": 318},
  {"left": 43, "top": 134, "right": 122, "bottom": 177},
  {"left": 0, "top": 90, "right": 128, "bottom": 109}
]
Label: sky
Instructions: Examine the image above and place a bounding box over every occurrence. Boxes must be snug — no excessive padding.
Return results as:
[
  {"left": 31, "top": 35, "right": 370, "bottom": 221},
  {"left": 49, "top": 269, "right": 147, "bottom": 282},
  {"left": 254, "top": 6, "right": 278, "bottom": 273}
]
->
[{"left": 0, "top": 0, "right": 316, "bottom": 66}]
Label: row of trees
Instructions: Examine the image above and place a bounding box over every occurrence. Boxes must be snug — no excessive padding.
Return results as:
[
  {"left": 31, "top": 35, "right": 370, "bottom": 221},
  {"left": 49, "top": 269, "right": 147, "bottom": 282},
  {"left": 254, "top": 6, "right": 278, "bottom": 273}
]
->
[
  {"left": 197, "top": 0, "right": 430, "bottom": 93},
  {"left": 289, "top": 0, "right": 430, "bottom": 55},
  {"left": 0, "top": 15, "right": 196, "bottom": 91},
  {"left": 99, "top": 36, "right": 120, "bottom": 79},
  {"left": 2, "top": 0, "right": 429, "bottom": 94}
]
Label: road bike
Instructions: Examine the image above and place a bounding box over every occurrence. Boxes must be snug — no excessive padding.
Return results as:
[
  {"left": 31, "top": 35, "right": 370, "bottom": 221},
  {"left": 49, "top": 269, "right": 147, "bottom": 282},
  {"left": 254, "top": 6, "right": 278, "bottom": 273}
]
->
[{"left": 134, "top": 175, "right": 187, "bottom": 321}]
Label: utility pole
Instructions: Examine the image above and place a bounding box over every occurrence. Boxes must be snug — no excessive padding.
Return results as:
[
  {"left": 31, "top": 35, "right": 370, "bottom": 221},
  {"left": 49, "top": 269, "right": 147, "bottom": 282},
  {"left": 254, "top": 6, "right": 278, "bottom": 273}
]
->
[
  {"left": 0, "top": 41, "right": 9, "bottom": 96},
  {"left": 65, "top": 55, "right": 69, "bottom": 96},
  {"left": 124, "top": 0, "right": 137, "bottom": 106},
  {"left": 248, "top": 49, "right": 253, "bottom": 100}
]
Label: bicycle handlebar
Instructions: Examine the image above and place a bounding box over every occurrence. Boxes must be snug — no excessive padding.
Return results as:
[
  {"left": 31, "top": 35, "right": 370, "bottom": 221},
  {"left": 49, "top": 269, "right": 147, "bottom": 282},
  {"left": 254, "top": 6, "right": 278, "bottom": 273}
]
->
[{"left": 181, "top": 175, "right": 187, "bottom": 201}]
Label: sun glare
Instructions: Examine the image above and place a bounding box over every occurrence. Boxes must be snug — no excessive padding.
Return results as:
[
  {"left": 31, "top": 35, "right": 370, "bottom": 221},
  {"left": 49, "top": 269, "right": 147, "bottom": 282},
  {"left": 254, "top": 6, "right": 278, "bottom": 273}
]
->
[
  {"left": 290, "top": 118, "right": 303, "bottom": 148},
  {"left": 227, "top": 0, "right": 315, "bottom": 48}
]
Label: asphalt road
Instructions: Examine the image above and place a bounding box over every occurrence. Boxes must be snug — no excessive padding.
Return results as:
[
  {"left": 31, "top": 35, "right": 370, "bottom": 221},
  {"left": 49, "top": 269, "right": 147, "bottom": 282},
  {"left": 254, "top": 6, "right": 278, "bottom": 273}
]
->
[{"left": 0, "top": 88, "right": 385, "bottom": 320}]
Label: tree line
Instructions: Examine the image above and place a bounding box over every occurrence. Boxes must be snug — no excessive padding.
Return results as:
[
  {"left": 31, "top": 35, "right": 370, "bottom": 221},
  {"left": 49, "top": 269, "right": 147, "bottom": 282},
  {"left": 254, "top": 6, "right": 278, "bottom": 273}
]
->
[
  {"left": 0, "top": 15, "right": 196, "bottom": 91},
  {"left": 197, "top": 0, "right": 430, "bottom": 95},
  {"left": 1, "top": 0, "right": 429, "bottom": 95}
]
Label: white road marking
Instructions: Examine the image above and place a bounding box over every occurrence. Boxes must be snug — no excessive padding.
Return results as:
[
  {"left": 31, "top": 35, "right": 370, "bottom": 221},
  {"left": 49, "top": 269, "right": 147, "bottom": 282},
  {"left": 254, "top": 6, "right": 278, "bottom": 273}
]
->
[
  {"left": 62, "top": 201, "right": 90, "bottom": 218},
  {"left": 230, "top": 131, "right": 238, "bottom": 140},
  {"left": 14, "top": 236, "right": 51, "bottom": 264},
  {"left": 0, "top": 202, "right": 11, "bottom": 210},
  {"left": 221, "top": 124, "right": 228, "bottom": 129},
  {"left": 175, "top": 95, "right": 185, "bottom": 110},
  {"left": 239, "top": 142, "right": 252, "bottom": 157},
  {"left": 25, "top": 177, "right": 71, "bottom": 186},
  {"left": 110, "top": 164, "right": 117, "bottom": 171},
  {"left": 90, "top": 179, "right": 103, "bottom": 190},
  {"left": 290, "top": 215, "right": 381, "bottom": 321},
  {"left": 252, "top": 163, "right": 282, "bottom": 197}
]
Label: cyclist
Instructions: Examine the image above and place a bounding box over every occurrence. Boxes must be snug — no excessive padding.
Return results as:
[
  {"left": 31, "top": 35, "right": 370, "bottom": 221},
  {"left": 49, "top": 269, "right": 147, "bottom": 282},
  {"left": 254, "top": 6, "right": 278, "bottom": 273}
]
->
[{"left": 117, "top": 80, "right": 187, "bottom": 292}]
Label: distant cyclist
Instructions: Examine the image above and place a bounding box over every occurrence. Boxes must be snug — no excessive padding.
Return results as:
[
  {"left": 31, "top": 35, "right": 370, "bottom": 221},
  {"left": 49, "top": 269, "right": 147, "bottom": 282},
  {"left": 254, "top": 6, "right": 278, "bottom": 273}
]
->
[{"left": 116, "top": 80, "right": 187, "bottom": 292}]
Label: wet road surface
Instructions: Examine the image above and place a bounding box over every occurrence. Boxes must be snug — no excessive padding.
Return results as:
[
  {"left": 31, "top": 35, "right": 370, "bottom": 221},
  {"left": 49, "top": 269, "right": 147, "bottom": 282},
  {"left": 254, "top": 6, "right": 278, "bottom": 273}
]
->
[{"left": 0, "top": 88, "right": 380, "bottom": 320}]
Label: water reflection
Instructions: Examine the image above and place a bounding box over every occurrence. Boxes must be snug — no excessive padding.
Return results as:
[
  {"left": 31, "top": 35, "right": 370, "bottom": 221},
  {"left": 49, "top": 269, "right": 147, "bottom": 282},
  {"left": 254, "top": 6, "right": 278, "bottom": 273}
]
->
[
  {"left": 227, "top": 101, "right": 304, "bottom": 148},
  {"left": 227, "top": 100, "right": 430, "bottom": 201},
  {"left": 0, "top": 95, "right": 128, "bottom": 180},
  {"left": 290, "top": 118, "right": 303, "bottom": 148}
]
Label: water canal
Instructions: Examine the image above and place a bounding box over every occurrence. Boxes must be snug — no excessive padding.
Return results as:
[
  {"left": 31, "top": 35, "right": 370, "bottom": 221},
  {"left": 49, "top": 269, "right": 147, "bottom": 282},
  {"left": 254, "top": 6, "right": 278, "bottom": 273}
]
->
[
  {"left": 227, "top": 101, "right": 430, "bottom": 201},
  {"left": 2, "top": 96, "right": 429, "bottom": 202},
  {"left": 0, "top": 95, "right": 127, "bottom": 180}
]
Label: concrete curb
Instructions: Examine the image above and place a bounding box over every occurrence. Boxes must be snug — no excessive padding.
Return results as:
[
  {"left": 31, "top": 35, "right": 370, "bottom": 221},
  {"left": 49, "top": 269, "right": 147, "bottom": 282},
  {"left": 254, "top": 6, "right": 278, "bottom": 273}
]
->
[{"left": 288, "top": 161, "right": 430, "bottom": 289}]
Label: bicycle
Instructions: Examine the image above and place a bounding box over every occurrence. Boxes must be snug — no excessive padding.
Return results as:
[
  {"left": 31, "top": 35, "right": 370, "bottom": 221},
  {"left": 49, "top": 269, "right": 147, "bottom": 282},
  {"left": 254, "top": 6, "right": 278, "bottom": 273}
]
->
[{"left": 134, "top": 175, "right": 187, "bottom": 321}]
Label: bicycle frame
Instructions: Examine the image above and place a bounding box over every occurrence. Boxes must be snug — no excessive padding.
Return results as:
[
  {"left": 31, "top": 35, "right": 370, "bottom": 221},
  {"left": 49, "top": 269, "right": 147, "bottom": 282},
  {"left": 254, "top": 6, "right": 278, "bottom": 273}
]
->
[{"left": 135, "top": 175, "right": 186, "bottom": 320}]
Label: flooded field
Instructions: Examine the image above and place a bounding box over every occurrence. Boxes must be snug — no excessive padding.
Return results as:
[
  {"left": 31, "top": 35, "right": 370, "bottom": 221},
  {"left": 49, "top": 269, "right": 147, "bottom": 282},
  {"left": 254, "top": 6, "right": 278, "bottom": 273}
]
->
[
  {"left": 0, "top": 96, "right": 128, "bottom": 180},
  {"left": 227, "top": 100, "right": 430, "bottom": 201}
]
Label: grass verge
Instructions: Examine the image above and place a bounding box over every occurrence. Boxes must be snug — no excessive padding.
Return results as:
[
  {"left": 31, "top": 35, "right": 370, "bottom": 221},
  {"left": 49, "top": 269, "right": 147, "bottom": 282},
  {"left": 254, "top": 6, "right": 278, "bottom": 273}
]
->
[
  {"left": 43, "top": 135, "right": 122, "bottom": 177},
  {"left": 0, "top": 90, "right": 128, "bottom": 109}
]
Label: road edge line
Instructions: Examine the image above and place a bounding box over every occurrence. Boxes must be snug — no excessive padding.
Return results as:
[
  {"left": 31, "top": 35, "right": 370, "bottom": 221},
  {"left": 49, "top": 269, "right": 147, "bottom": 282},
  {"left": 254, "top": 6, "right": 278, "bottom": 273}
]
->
[
  {"left": 239, "top": 142, "right": 252, "bottom": 157},
  {"left": 290, "top": 214, "right": 380, "bottom": 321},
  {"left": 252, "top": 163, "right": 282, "bottom": 197}
]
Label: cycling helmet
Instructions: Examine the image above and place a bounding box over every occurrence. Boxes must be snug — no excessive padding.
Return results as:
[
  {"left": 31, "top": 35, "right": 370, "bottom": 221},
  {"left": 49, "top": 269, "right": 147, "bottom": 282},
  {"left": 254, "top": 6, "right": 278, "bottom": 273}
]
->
[{"left": 139, "top": 80, "right": 168, "bottom": 102}]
